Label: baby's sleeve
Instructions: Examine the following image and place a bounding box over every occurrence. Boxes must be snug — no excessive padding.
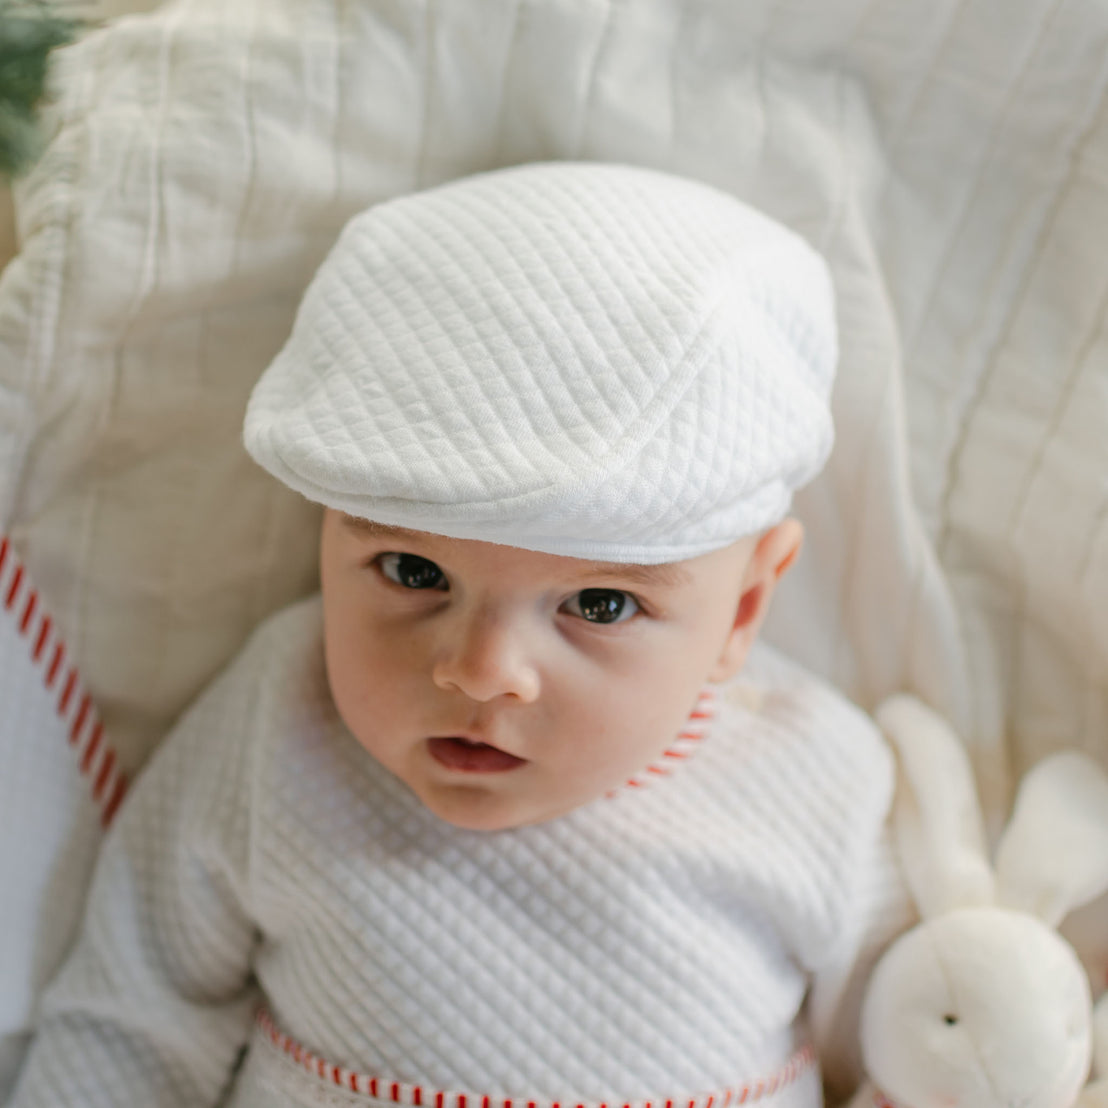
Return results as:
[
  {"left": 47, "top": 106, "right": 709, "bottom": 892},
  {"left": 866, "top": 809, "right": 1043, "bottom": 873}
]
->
[
  {"left": 807, "top": 815, "right": 915, "bottom": 1104},
  {"left": 6, "top": 644, "right": 266, "bottom": 1108},
  {"left": 723, "top": 646, "right": 918, "bottom": 1105}
]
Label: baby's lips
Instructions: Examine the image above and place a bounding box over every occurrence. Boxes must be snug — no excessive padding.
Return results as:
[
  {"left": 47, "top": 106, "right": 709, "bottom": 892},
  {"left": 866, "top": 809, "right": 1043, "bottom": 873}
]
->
[{"left": 427, "top": 736, "right": 527, "bottom": 773}]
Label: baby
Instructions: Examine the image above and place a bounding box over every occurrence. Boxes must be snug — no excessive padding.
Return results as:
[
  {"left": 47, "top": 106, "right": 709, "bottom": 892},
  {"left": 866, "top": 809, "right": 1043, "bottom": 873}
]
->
[{"left": 8, "top": 163, "right": 910, "bottom": 1108}]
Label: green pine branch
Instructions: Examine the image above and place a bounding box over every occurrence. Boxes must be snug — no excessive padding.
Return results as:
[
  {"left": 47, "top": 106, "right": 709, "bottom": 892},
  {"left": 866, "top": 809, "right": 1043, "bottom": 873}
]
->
[{"left": 0, "top": 1, "right": 79, "bottom": 177}]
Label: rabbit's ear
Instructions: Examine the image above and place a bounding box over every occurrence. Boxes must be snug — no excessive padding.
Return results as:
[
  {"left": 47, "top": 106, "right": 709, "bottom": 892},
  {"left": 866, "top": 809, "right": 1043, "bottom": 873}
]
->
[
  {"left": 994, "top": 751, "right": 1108, "bottom": 928},
  {"left": 876, "top": 695, "right": 995, "bottom": 918}
]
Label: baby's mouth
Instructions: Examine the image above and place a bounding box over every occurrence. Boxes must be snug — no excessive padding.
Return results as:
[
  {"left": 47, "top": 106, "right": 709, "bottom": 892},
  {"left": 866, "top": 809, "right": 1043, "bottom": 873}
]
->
[{"left": 427, "top": 736, "right": 527, "bottom": 774}]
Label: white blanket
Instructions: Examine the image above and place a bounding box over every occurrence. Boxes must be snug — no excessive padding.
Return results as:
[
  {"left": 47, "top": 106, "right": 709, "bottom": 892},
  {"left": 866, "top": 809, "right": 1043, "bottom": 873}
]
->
[{"left": 0, "top": 0, "right": 1106, "bottom": 1081}]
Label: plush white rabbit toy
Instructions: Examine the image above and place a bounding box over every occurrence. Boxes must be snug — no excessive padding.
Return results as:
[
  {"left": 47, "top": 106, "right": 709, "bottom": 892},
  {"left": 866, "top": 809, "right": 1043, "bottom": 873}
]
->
[
  {"left": 1078, "top": 995, "right": 1108, "bottom": 1108},
  {"left": 850, "top": 695, "right": 1108, "bottom": 1108}
]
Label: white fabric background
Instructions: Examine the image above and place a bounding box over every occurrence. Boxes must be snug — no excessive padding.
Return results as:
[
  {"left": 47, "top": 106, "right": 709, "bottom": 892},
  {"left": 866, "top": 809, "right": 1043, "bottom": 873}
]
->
[{"left": 0, "top": 0, "right": 1106, "bottom": 1078}]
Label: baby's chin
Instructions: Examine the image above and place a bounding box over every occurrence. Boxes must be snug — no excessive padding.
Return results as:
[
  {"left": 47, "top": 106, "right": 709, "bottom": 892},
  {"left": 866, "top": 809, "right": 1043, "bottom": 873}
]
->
[{"left": 412, "top": 780, "right": 596, "bottom": 833}]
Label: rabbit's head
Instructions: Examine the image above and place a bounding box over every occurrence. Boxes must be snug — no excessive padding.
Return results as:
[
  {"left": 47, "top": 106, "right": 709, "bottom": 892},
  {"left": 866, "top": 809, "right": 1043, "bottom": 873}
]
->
[
  {"left": 1096, "top": 995, "right": 1108, "bottom": 1079},
  {"left": 861, "top": 697, "right": 1108, "bottom": 1108},
  {"left": 1075, "top": 995, "right": 1108, "bottom": 1108}
]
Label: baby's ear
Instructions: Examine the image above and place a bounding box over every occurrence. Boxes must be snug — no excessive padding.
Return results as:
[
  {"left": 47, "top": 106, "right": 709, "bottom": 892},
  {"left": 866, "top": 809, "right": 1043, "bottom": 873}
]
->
[{"left": 709, "top": 519, "right": 803, "bottom": 682}]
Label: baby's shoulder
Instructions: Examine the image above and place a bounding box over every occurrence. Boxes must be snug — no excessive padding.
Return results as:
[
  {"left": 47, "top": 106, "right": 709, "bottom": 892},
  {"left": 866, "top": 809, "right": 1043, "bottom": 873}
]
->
[
  {"left": 108, "top": 595, "right": 331, "bottom": 845},
  {"left": 226, "top": 593, "right": 325, "bottom": 683},
  {"left": 707, "top": 641, "right": 894, "bottom": 830},
  {"left": 162, "top": 594, "right": 330, "bottom": 761},
  {"left": 192, "top": 594, "right": 326, "bottom": 712}
]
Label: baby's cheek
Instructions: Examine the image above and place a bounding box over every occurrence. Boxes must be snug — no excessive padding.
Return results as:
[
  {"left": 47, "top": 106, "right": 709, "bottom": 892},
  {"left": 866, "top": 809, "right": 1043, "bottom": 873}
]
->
[
  {"left": 324, "top": 625, "right": 384, "bottom": 722},
  {"left": 589, "top": 702, "right": 684, "bottom": 777},
  {"left": 325, "top": 654, "right": 367, "bottom": 736}
]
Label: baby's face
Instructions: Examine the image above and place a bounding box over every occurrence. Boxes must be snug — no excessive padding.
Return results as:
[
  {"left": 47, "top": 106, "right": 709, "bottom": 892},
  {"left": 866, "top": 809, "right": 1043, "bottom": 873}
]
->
[{"left": 320, "top": 510, "right": 787, "bottom": 831}]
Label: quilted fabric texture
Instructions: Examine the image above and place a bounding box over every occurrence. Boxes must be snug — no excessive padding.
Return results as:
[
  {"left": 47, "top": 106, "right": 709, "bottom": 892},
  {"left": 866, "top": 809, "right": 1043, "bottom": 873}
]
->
[{"left": 244, "top": 163, "right": 835, "bottom": 562}]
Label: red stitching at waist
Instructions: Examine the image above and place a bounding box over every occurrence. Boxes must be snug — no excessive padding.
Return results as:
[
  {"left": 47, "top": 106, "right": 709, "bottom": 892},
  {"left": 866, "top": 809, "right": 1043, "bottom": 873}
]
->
[{"left": 255, "top": 1006, "right": 815, "bottom": 1108}]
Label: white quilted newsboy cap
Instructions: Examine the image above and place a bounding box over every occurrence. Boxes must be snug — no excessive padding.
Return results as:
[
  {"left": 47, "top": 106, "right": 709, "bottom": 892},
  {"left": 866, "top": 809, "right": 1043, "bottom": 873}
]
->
[{"left": 244, "top": 162, "right": 837, "bottom": 564}]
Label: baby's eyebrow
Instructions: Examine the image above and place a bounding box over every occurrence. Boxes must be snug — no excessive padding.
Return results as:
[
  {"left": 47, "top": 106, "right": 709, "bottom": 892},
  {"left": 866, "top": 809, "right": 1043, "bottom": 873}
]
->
[
  {"left": 341, "top": 517, "right": 423, "bottom": 541},
  {"left": 578, "top": 561, "right": 691, "bottom": 589}
]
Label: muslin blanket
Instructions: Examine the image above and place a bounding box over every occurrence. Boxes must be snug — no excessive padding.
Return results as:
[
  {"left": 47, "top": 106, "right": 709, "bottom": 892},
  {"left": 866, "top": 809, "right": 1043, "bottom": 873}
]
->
[{"left": 0, "top": 0, "right": 1106, "bottom": 1092}]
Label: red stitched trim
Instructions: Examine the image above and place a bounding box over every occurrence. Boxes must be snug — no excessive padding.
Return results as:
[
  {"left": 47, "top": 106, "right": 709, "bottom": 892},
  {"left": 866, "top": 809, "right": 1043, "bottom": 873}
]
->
[
  {"left": 46, "top": 641, "right": 64, "bottom": 686},
  {"left": 33, "top": 613, "right": 51, "bottom": 661},
  {"left": 79, "top": 719, "right": 102, "bottom": 771},
  {"left": 102, "top": 772, "right": 129, "bottom": 827},
  {"left": 20, "top": 589, "right": 37, "bottom": 633},
  {"left": 71, "top": 694, "right": 91, "bottom": 744},
  {"left": 93, "top": 748, "right": 115, "bottom": 799},
  {"left": 59, "top": 667, "right": 77, "bottom": 712},
  {"left": 614, "top": 688, "right": 717, "bottom": 794},
  {"left": 5, "top": 564, "right": 24, "bottom": 608},
  {"left": 0, "top": 535, "right": 128, "bottom": 828},
  {"left": 256, "top": 1009, "right": 815, "bottom": 1108}
]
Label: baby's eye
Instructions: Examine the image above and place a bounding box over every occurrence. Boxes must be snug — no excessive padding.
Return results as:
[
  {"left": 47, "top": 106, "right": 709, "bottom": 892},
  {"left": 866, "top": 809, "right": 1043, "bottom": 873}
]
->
[
  {"left": 377, "top": 553, "right": 447, "bottom": 590},
  {"left": 563, "top": 588, "right": 640, "bottom": 624}
]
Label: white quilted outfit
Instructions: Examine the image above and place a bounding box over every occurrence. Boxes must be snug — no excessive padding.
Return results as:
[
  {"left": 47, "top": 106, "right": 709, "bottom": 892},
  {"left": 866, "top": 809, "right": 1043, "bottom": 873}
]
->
[{"left": 9, "top": 598, "right": 907, "bottom": 1108}]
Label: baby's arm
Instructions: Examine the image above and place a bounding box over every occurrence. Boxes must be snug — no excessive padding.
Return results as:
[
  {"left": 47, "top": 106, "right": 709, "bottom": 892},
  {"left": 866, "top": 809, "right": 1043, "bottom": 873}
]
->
[
  {"left": 767, "top": 683, "right": 915, "bottom": 1105},
  {"left": 807, "top": 817, "right": 915, "bottom": 1104},
  {"left": 7, "top": 653, "right": 264, "bottom": 1108}
]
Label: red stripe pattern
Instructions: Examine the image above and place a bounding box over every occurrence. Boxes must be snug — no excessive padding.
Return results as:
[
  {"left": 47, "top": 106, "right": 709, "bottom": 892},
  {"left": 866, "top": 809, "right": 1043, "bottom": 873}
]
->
[
  {"left": 257, "top": 1008, "right": 814, "bottom": 1108},
  {"left": 613, "top": 688, "right": 717, "bottom": 794},
  {"left": 0, "top": 536, "right": 128, "bottom": 827}
]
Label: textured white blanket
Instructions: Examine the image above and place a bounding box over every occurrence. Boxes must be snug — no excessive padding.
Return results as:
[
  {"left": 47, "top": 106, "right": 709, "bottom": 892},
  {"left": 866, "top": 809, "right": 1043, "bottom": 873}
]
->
[{"left": 1, "top": 0, "right": 1106, "bottom": 1090}]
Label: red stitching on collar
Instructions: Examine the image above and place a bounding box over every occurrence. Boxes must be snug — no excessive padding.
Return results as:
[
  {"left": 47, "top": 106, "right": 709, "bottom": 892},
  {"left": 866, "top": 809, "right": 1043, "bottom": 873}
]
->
[{"left": 613, "top": 687, "right": 717, "bottom": 794}]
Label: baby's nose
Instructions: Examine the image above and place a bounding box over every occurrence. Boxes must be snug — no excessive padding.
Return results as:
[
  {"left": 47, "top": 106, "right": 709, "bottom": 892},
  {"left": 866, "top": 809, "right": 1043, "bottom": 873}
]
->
[{"left": 431, "top": 608, "right": 540, "bottom": 703}]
